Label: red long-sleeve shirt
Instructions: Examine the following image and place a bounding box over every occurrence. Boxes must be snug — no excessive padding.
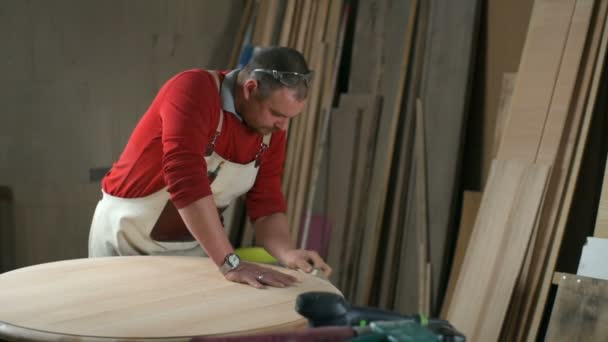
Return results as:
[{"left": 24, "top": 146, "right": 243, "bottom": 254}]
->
[{"left": 102, "top": 69, "right": 287, "bottom": 221}]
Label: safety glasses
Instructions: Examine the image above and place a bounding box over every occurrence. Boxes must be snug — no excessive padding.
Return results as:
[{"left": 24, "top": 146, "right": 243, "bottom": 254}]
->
[{"left": 251, "top": 69, "right": 313, "bottom": 87}]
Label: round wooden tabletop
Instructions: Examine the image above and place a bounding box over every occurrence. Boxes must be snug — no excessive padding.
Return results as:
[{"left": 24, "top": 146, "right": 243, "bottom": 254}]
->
[{"left": 0, "top": 256, "right": 341, "bottom": 341}]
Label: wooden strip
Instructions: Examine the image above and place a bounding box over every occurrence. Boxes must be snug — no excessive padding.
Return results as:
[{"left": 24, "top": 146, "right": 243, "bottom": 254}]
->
[
  {"left": 299, "top": 4, "right": 350, "bottom": 248},
  {"left": 279, "top": 0, "right": 296, "bottom": 46},
  {"left": 446, "top": 159, "right": 550, "bottom": 340},
  {"left": 414, "top": 98, "right": 430, "bottom": 315},
  {"left": 302, "top": 0, "right": 319, "bottom": 57},
  {"left": 251, "top": 0, "right": 270, "bottom": 46},
  {"left": 227, "top": 0, "right": 255, "bottom": 69},
  {"left": 545, "top": 273, "right": 608, "bottom": 341},
  {"left": 291, "top": 45, "right": 326, "bottom": 243},
  {"left": 439, "top": 191, "right": 482, "bottom": 318},
  {"left": 393, "top": 158, "right": 420, "bottom": 312},
  {"left": 496, "top": 0, "right": 577, "bottom": 161},
  {"left": 295, "top": 0, "right": 312, "bottom": 52},
  {"left": 418, "top": 0, "right": 481, "bottom": 312}
]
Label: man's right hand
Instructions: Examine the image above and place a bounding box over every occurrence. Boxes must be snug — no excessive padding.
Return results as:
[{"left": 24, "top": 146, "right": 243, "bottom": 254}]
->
[{"left": 223, "top": 262, "right": 298, "bottom": 289}]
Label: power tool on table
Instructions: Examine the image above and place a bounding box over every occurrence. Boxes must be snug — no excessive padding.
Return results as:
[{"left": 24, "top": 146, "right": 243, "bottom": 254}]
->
[{"left": 295, "top": 291, "right": 465, "bottom": 341}]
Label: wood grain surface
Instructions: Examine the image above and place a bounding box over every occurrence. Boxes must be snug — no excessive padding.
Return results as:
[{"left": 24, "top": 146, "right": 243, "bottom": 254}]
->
[{"left": 0, "top": 256, "right": 341, "bottom": 341}]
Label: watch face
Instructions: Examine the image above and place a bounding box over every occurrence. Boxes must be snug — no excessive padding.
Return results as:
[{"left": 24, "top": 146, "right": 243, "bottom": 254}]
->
[{"left": 228, "top": 254, "right": 240, "bottom": 268}]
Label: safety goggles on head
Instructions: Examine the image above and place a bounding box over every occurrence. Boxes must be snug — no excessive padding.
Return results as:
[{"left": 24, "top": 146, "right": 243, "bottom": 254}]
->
[{"left": 251, "top": 69, "right": 313, "bottom": 87}]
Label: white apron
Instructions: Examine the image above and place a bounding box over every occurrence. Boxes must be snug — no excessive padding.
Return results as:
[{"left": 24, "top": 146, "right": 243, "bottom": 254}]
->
[{"left": 88, "top": 71, "right": 271, "bottom": 257}]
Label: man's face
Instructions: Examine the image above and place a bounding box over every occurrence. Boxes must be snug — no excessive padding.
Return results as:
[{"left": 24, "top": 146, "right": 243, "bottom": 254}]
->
[{"left": 241, "top": 82, "right": 306, "bottom": 135}]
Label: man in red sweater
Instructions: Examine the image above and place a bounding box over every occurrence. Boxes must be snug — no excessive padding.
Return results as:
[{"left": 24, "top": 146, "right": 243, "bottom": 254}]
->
[{"left": 89, "top": 47, "right": 331, "bottom": 289}]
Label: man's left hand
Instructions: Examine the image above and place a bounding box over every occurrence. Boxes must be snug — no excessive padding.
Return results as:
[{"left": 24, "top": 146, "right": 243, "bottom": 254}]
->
[{"left": 276, "top": 249, "right": 332, "bottom": 277}]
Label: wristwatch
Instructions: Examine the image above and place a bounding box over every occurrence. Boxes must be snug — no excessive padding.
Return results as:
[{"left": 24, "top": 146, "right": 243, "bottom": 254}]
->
[{"left": 219, "top": 253, "right": 241, "bottom": 274}]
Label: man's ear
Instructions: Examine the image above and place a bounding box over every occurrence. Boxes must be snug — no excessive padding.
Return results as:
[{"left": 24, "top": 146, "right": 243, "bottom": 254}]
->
[{"left": 243, "top": 79, "right": 258, "bottom": 100}]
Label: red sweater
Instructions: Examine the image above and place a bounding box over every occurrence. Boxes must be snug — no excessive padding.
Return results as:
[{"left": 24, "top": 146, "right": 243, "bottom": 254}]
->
[{"left": 102, "top": 69, "right": 287, "bottom": 221}]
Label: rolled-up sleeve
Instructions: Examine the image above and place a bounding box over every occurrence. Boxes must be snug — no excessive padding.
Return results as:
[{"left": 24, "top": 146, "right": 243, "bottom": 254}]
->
[
  {"left": 246, "top": 130, "right": 288, "bottom": 222},
  {"left": 159, "top": 71, "right": 220, "bottom": 209}
]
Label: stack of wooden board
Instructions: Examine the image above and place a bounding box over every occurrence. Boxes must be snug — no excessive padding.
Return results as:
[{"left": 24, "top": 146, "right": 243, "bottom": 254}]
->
[
  {"left": 443, "top": 0, "right": 608, "bottom": 339},
  {"left": 319, "top": 0, "right": 480, "bottom": 316},
  {"left": 227, "top": 0, "right": 481, "bottom": 320}
]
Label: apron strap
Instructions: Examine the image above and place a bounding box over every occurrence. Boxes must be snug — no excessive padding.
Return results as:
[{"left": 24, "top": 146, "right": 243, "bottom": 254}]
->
[
  {"left": 255, "top": 134, "right": 272, "bottom": 168},
  {"left": 205, "top": 71, "right": 224, "bottom": 156}
]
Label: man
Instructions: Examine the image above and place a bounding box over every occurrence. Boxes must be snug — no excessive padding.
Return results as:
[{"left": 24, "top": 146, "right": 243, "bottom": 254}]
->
[{"left": 89, "top": 47, "right": 331, "bottom": 289}]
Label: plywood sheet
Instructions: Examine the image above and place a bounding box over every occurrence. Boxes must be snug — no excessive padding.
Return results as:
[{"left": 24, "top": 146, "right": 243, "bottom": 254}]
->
[{"left": 545, "top": 273, "right": 608, "bottom": 341}]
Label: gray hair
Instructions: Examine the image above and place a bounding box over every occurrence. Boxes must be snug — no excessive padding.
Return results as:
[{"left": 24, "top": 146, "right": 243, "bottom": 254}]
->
[{"left": 238, "top": 46, "right": 310, "bottom": 101}]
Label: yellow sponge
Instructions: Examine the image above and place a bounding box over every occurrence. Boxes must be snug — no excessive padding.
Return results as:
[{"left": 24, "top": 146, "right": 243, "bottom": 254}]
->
[{"left": 235, "top": 247, "right": 278, "bottom": 264}]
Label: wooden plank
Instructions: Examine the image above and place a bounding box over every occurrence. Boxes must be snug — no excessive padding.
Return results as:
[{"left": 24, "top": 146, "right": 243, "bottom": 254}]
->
[
  {"left": 377, "top": 100, "right": 415, "bottom": 309},
  {"left": 325, "top": 103, "right": 360, "bottom": 288},
  {"left": 536, "top": 0, "right": 596, "bottom": 164},
  {"left": 323, "top": 94, "right": 379, "bottom": 293},
  {"left": 545, "top": 273, "right": 608, "bottom": 341},
  {"left": 439, "top": 190, "right": 482, "bottom": 318},
  {"left": 347, "top": 0, "right": 386, "bottom": 93},
  {"left": 446, "top": 159, "right": 551, "bottom": 341},
  {"left": 496, "top": 0, "right": 577, "bottom": 161},
  {"left": 391, "top": 0, "right": 430, "bottom": 313},
  {"left": 340, "top": 96, "right": 383, "bottom": 300},
  {"left": 481, "top": 0, "right": 534, "bottom": 185},
  {"left": 519, "top": 1, "right": 608, "bottom": 339},
  {"left": 355, "top": 0, "right": 417, "bottom": 306},
  {"left": 418, "top": 0, "right": 481, "bottom": 312}
]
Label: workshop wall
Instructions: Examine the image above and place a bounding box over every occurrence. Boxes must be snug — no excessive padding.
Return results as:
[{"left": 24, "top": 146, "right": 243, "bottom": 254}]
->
[{"left": 0, "top": 0, "right": 243, "bottom": 268}]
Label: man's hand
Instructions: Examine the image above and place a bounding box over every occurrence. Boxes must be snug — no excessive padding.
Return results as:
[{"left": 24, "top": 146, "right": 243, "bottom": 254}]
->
[
  {"left": 276, "top": 249, "right": 332, "bottom": 277},
  {"left": 223, "top": 262, "right": 298, "bottom": 289}
]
